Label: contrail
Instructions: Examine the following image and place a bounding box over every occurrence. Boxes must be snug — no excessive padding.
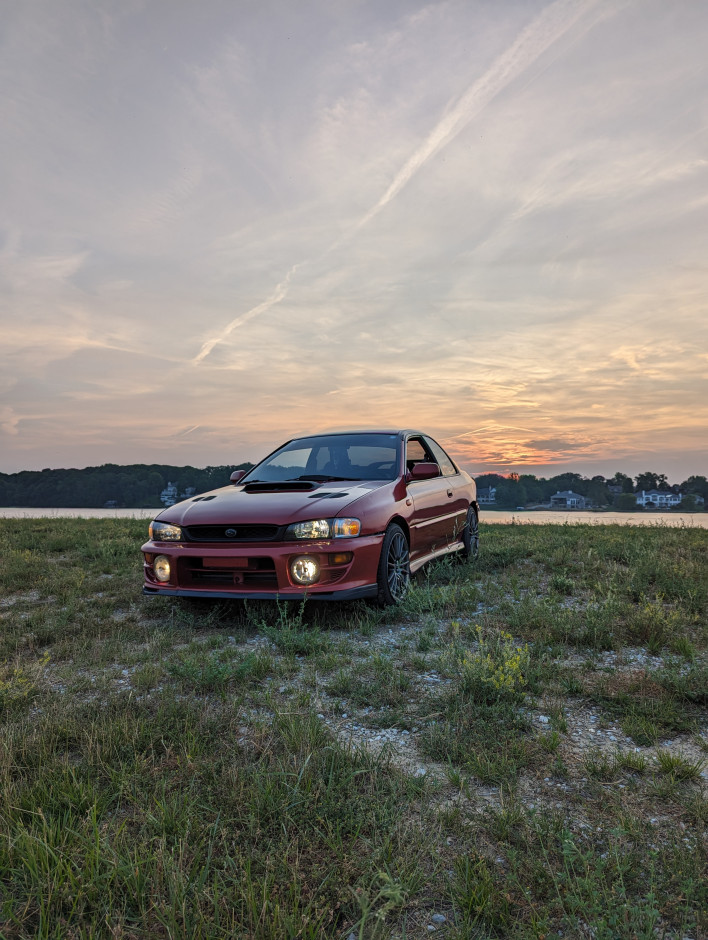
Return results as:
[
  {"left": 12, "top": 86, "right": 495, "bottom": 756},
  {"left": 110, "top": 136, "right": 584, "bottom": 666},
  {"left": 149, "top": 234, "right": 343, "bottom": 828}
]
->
[
  {"left": 191, "top": 263, "right": 301, "bottom": 364},
  {"left": 193, "top": 0, "right": 595, "bottom": 364},
  {"left": 354, "top": 0, "right": 597, "bottom": 232},
  {"left": 449, "top": 425, "right": 537, "bottom": 439}
]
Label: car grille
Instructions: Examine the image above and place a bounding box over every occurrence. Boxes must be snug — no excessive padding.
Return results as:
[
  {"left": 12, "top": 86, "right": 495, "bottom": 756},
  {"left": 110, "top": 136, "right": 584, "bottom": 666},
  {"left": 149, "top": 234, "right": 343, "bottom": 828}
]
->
[
  {"left": 184, "top": 524, "right": 280, "bottom": 542},
  {"left": 189, "top": 570, "right": 278, "bottom": 587},
  {"left": 181, "top": 557, "right": 278, "bottom": 589}
]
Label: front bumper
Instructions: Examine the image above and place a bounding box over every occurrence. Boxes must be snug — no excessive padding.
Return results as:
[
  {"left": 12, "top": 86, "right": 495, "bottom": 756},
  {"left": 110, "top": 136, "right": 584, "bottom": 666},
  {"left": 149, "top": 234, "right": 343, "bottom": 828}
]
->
[
  {"left": 141, "top": 533, "right": 383, "bottom": 601},
  {"left": 143, "top": 584, "right": 378, "bottom": 601}
]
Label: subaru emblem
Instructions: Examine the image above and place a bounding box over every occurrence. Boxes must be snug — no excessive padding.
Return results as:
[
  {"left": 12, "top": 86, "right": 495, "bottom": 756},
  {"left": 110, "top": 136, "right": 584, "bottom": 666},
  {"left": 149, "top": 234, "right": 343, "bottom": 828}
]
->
[{"left": 224, "top": 528, "right": 238, "bottom": 538}]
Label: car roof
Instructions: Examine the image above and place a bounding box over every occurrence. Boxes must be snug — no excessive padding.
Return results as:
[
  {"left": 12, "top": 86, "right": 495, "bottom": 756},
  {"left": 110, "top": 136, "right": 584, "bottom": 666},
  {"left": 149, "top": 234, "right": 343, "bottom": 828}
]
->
[{"left": 290, "top": 429, "right": 424, "bottom": 440}]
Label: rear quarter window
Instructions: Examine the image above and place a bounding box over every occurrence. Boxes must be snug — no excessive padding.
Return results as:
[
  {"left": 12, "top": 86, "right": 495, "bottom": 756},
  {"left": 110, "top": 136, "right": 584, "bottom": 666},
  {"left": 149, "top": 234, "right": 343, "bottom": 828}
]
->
[{"left": 424, "top": 437, "right": 458, "bottom": 476}]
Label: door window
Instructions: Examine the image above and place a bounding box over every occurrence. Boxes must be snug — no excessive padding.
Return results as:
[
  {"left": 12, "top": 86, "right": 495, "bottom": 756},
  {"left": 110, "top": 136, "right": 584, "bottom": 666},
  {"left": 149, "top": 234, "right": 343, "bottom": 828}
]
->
[{"left": 424, "top": 437, "right": 458, "bottom": 477}]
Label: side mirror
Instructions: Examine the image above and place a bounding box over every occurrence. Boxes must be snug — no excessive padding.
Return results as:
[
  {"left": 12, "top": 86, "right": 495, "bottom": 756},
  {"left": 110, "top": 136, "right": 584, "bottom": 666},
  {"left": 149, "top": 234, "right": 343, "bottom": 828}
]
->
[
  {"left": 230, "top": 469, "right": 246, "bottom": 484},
  {"left": 408, "top": 462, "right": 440, "bottom": 481}
]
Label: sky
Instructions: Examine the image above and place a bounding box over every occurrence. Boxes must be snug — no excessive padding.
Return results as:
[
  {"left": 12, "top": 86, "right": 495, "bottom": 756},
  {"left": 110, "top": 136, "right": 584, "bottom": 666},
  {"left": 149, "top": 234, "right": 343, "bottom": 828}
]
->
[{"left": 1, "top": 0, "right": 707, "bottom": 483}]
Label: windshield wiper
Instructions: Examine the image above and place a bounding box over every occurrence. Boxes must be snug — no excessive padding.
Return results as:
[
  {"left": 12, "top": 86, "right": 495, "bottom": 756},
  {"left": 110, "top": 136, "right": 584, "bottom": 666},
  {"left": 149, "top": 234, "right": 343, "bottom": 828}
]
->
[{"left": 293, "top": 474, "right": 357, "bottom": 482}]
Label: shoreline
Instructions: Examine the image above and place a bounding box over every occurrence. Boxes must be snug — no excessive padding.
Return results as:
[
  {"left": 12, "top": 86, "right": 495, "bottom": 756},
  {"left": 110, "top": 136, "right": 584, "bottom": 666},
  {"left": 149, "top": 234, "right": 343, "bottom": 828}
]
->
[{"left": 0, "top": 506, "right": 707, "bottom": 527}]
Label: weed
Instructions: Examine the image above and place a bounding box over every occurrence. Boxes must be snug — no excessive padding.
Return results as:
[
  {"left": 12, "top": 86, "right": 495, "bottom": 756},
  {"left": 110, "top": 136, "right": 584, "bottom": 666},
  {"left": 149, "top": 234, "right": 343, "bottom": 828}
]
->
[
  {"left": 615, "top": 750, "right": 648, "bottom": 774},
  {"left": 538, "top": 730, "right": 561, "bottom": 753},
  {"left": 654, "top": 749, "right": 706, "bottom": 781},
  {"left": 263, "top": 622, "right": 331, "bottom": 656},
  {"left": 487, "top": 796, "right": 525, "bottom": 842},
  {"left": 168, "top": 647, "right": 273, "bottom": 692},
  {"left": 550, "top": 573, "right": 575, "bottom": 595},
  {"left": 447, "top": 626, "right": 530, "bottom": 704},
  {"left": 452, "top": 852, "right": 512, "bottom": 930},
  {"left": 654, "top": 659, "right": 708, "bottom": 703},
  {"left": 0, "top": 651, "right": 50, "bottom": 715},
  {"left": 621, "top": 714, "right": 661, "bottom": 747},
  {"left": 670, "top": 634, "right": 697, "bottom": 660},
  {"left": 326, "top": 655, "right": 411, "bottom": 709},
  {"left": 584, "top": 748, "right": 618, "bottom": 781}
]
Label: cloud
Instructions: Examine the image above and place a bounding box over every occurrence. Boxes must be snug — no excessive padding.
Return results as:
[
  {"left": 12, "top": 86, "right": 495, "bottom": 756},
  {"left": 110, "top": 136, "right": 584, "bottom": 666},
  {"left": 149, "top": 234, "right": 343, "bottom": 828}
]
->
[
  {"left": 0, "top": 241, "right": 89, "bottom": 290},
  {"left": 527, "top": 437, "right": 591, "bottom": 452},
  {"left": 190, "top": 0, "right": 599, "bottom": 363},
  {"left": 356, "top": 0, "right": 599, "bottom": 231},
  {"left": 447, "top": 427, "right": 611, "bottom": 471},
  {"left": 0, "top": 406, "right": 20, "bottom": 436},
  {"left": 191, "top": 262, "right": 303, "bottom": 363},
  {"left": 2, "top": 1, "right": 708, "bottom": 481}
]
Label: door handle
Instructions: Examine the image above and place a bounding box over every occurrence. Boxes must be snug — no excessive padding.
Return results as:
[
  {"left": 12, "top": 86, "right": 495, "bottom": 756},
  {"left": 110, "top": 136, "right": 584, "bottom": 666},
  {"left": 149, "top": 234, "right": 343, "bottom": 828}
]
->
[{"left": 447, "top": 490, "right": 453, "bottom": 498}]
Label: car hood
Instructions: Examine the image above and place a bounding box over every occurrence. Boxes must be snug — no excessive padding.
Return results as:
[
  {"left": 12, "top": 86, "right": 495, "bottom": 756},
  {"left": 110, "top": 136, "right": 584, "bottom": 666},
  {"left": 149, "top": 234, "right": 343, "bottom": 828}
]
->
[{"left": 156, "top": 480, "right": 388, "bottom": 527}]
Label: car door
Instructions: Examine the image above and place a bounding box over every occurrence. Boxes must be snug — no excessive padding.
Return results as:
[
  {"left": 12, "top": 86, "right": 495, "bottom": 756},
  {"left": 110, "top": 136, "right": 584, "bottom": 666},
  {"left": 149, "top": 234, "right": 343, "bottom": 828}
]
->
[
  {"left": 405, "top": 436, "right": 456, "bottom": 563},
  {"left": 424, "top": 435, "right": 468, "bottom": 545}
]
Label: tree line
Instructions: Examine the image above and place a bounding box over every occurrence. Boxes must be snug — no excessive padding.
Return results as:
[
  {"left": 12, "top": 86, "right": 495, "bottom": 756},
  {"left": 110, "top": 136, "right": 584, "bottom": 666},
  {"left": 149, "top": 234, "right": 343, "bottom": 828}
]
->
[
  {"left": 475, "top": 471, "right": 708, "bottom": 510},
  {"left": 0, "top": 463, "right": 705, "bottom": 510},
  {"left": 0, "top": 463, "right": 253, "bottom": 508}
]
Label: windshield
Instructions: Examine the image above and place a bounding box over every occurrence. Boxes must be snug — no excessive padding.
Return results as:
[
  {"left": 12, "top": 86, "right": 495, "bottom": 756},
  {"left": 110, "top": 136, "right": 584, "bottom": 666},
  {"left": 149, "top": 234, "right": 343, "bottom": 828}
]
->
[{"left": 242, "top": 433, "right": 400, "bottom": 483}]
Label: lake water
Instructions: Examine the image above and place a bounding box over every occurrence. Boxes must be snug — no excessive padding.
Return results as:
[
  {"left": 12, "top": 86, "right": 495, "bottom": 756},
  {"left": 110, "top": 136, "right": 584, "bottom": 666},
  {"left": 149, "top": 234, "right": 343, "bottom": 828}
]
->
[
  {"left": 481, "top": 510, "right": 708, "bottom": 527},
  {"left": 0, "top": 507, "right": 160, "bottom": 520},
  {"left": 0, "top": 507, "right": 706, "bottom": 527}
]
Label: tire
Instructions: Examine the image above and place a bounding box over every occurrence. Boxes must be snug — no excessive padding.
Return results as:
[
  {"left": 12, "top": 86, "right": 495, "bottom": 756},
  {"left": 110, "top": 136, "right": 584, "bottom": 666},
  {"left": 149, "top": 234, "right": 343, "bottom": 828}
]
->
[
  {"left": 376, "top": 523, "right": 410, "bottom": 606},
  {"left": 461, "top": 505, "right": 479, "bottom": 560}
]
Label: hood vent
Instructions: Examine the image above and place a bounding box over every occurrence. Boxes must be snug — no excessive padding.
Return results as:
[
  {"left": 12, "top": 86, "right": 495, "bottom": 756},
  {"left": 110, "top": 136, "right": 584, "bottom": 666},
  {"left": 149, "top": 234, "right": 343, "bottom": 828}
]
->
[{"left": 308, "top": 492, "right": 349, "bottom": 499}]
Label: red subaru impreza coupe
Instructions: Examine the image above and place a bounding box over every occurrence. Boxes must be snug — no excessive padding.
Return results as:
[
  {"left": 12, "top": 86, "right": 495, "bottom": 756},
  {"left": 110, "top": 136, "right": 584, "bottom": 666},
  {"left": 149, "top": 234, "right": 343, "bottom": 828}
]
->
[{"left": 142, "top": 430, "right": 478, "bottom": 605}]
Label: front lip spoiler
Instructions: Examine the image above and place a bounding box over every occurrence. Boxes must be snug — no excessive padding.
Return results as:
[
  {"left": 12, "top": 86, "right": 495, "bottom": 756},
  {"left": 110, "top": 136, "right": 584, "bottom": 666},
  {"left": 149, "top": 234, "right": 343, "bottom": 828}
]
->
[{"left": 142, "top": 584, "right": 379, "bottom": 601}]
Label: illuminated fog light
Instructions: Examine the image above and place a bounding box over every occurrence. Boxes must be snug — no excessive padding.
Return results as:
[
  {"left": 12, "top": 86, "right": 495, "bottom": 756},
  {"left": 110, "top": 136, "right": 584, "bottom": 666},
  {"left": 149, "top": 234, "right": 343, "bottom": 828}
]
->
[
  {"left": 154, "top": 555, "right": 171, "bottom": 582},
  {"left": 290, "top": 556, "right": 320, "bottom": 585}
]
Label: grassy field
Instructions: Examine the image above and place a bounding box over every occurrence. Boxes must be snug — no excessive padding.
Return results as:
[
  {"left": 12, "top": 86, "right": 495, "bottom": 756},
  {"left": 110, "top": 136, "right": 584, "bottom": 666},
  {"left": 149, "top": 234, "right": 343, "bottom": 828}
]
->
[{"left": 0, "top": 518, "right": 706, "bottom": 939}]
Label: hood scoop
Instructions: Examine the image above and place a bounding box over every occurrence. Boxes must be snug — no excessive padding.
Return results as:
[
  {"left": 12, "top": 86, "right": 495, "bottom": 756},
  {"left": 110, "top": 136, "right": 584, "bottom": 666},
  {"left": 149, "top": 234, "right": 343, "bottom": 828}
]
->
[{"left": 243, "top": 481, "right": 316, "bottom": 493}]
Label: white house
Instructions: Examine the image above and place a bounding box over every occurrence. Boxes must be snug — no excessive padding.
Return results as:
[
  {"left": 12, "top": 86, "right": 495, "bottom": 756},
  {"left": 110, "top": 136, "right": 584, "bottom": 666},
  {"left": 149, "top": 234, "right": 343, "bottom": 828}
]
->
[
  {"left": 550, "top": 490, "right": 587, "bottom": 509},
  {"left": 160, "top": 481, "right": 178, "bottom": 506},
  {"left": 477, "top": 486, "right": 496, "bottom": 505},
  {"left": 635, "top": 489, "right": 682, "bottom": 508}
]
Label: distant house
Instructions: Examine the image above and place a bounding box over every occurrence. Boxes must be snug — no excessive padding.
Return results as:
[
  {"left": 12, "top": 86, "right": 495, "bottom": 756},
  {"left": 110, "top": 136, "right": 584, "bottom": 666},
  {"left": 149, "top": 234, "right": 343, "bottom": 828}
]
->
[
  {"left": 550, "top": 490, "right": 587, "bottom": 509},
  {"left": 477, "top": 486, "right": 496, "bottom": 505},
  {"left": 160, "top": 481, "right": 178, "bottom": 507},
  {"left": 635, "top": 489, "right": 682, "bottom": 508}
]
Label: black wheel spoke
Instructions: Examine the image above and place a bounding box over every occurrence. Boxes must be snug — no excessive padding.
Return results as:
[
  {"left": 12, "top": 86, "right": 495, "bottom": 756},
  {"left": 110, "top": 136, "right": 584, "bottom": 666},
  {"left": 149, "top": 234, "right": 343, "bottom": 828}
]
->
[
  {"left": 386, "top": 532, "right": 409, "bottom": 599},
  {"left": 376, "top": 524, "right": 410, "bottom": 605},
  {"left": 462, "top": 507, "right": 479, "bottom": 560}
]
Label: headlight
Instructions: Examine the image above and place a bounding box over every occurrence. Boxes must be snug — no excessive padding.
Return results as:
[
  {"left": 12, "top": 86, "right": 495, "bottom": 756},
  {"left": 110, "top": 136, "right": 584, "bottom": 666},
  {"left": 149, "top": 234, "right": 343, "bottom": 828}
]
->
[
  {"left": 286, "top": 519, "right": 331, "bottom": 540},
  {"left": 285, "top": 518, "right": 361, "bottom": 540},
  {"left": 149, "top": 521, "right": 183, "bottom": 541},
  {"left": 153, "top": 555, "right": 171, "bottom": 582},
  {"left": 290, "top": 556, "right": 320, "bottom": 585}
]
